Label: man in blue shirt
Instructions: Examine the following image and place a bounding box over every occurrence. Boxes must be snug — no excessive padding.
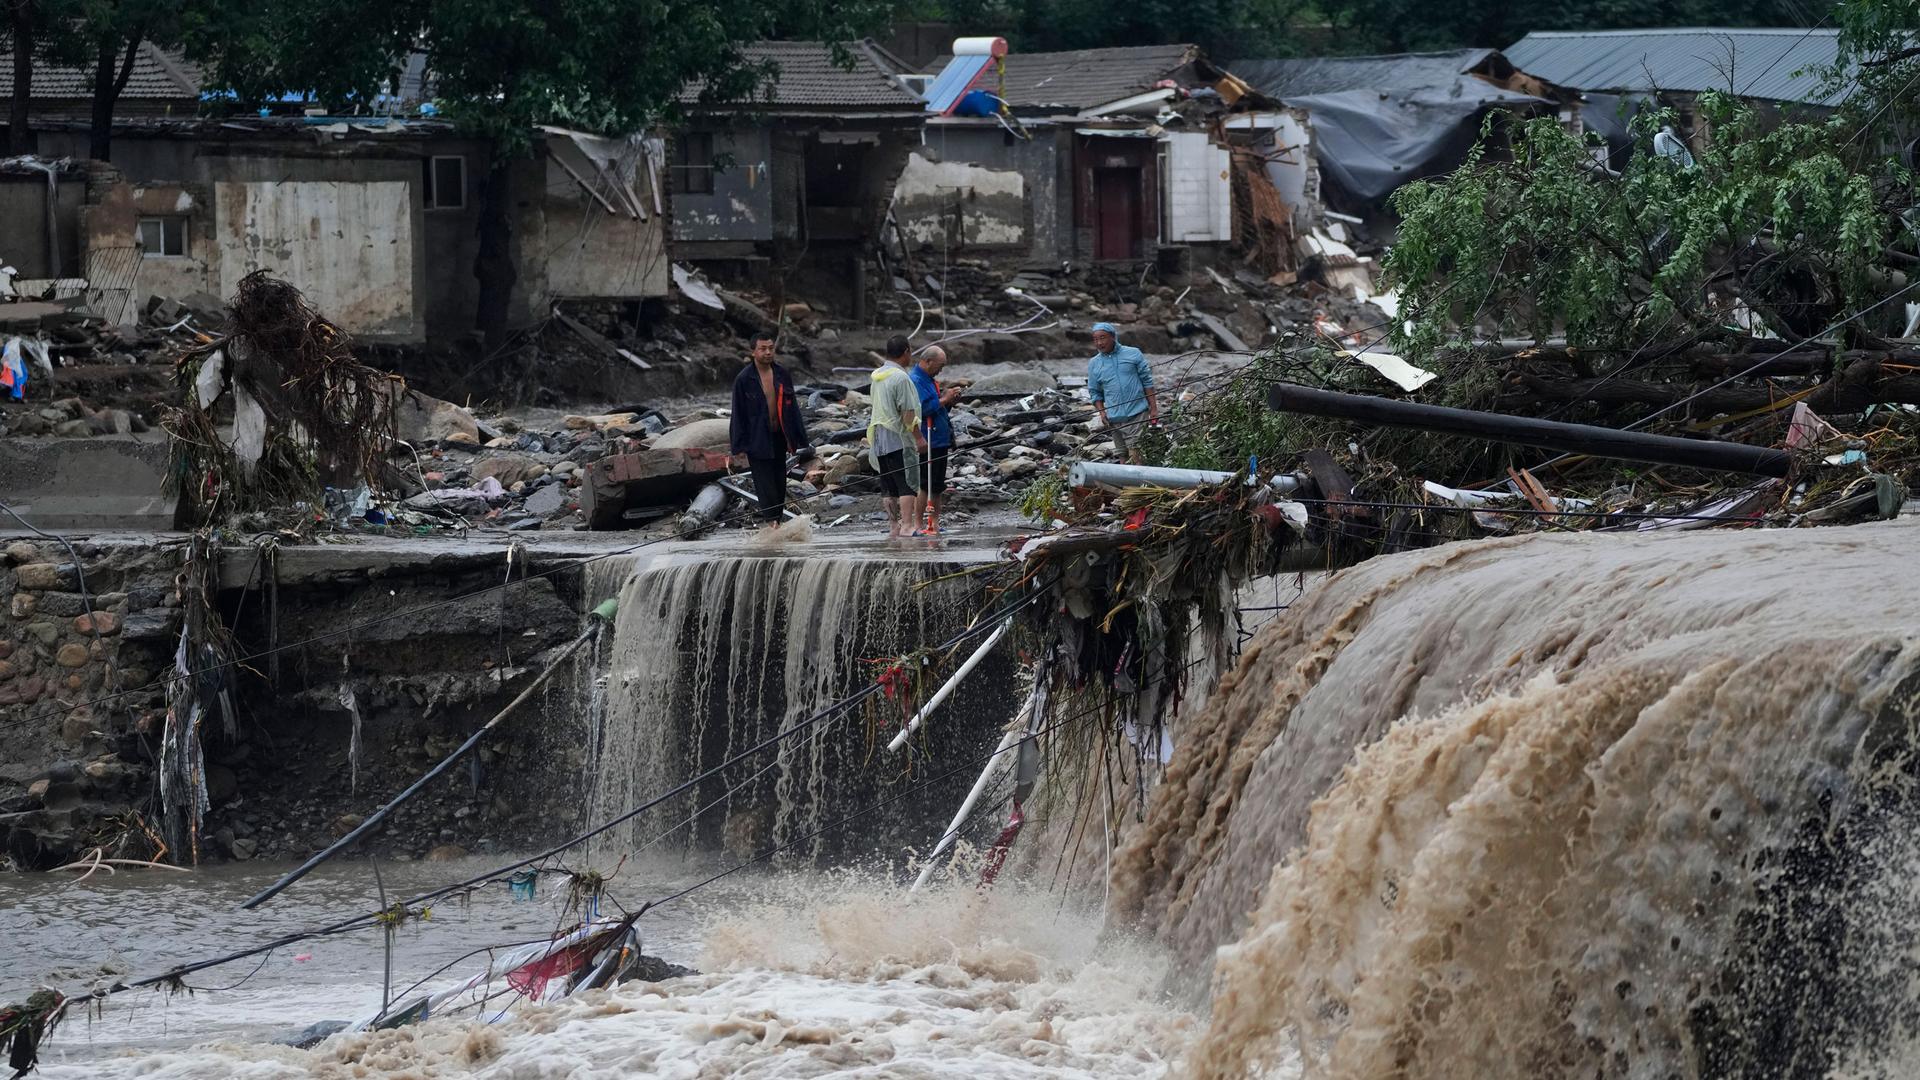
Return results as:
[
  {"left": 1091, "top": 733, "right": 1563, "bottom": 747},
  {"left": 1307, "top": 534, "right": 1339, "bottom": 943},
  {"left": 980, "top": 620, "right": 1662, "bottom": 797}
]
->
[
  {"left": 1086, "top": 322, "right": 1158, "bottom": 463},
  {"left": 909, "top": 345, "right": 966, "bottom": 534}
]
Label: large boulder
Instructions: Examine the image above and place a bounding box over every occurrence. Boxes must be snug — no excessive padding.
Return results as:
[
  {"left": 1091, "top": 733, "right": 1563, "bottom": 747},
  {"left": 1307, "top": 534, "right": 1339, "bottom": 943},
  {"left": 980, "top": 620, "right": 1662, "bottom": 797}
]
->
[
  {"left": 651, "top": 417, "right": 733, "bottom": 450},
  {"left": 964, "top": 366, "right": 1058, "bottom": 395},
  {"left": 394, "top": 390, "right": 481, "bottom": 446}
]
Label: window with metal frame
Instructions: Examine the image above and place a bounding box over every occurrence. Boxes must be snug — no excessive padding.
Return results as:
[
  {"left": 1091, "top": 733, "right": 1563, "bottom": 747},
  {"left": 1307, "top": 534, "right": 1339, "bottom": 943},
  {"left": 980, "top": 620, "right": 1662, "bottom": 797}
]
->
[
  {"left": 137, "top": 216, "right": 188, "bottom": 257},
  {"left": 424, "top": 155, "right": 467, "bottom": 210},
  {"left": 671, "top": 132, "right": 715, "bottom": 195}
]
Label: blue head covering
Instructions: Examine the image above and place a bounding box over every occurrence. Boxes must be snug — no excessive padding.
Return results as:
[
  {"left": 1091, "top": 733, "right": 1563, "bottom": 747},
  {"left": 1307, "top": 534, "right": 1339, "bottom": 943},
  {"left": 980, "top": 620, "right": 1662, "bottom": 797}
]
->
[{"left": 1092, "top": 322, "right": 1119, "bottom": 336}]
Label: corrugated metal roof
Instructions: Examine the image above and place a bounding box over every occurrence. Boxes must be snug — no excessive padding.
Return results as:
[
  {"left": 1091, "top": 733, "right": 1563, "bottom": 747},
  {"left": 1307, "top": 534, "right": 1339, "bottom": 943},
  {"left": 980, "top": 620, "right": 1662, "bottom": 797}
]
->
[
  {"left": 1234, "top": 49, "right": 1499, "bottom": 98},
  {"left": 1504, "top": 28, "right": 1849, "bottom": 105},
  {"left": 681, "top": 41, "right": 922, "bottom": 111},
  {"left": 0, "top": 42, "right": 201, "bottom": 102},
  {"left": 982, "top": 44, "right": 1201, "bottom": 111}
]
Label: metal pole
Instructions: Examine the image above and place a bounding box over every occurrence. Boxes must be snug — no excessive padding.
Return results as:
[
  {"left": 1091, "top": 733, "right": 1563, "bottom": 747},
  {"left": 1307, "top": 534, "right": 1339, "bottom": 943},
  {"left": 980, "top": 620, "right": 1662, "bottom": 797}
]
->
[
  {"left": 1266, "top": 382, "right": 1792, "bottom": 477},
  {"left": 887, "top": 618, "right": 1012, "bottom": 753},
  {"left": 909, "top": 722, "right": 1024, "bottom": 892}
]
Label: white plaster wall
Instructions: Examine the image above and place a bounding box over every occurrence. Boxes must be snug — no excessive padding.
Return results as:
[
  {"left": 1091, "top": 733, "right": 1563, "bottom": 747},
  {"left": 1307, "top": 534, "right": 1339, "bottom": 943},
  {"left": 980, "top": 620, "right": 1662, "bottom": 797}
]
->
[
  {"left": 540, "top": 156, "right": 669, "bottom": 300},
  {"left": 893, "top": 151, "right": 1026, "bottom": 248},
  {"left": 215, "top": 180, "right": 415, "bottom": 337},
  {"left": 1163, "top": 132, "right": 1231, "bottom": 244}
]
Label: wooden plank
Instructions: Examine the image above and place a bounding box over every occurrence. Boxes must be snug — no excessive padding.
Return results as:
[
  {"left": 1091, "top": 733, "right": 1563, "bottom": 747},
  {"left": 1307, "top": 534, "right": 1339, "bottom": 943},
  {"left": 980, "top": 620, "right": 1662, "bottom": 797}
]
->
[
  {"left": 1506, "top": 467, "right": 1556, "bottom": 522},
  {"left": 552, "top": 307, "right": 649, "bottom": 370},
  {"left": 1194, "top": 312, "right": 1250, "bottom": 353},
  {"left": 547, "top": 147, "right": 620, "bottom": 216}
]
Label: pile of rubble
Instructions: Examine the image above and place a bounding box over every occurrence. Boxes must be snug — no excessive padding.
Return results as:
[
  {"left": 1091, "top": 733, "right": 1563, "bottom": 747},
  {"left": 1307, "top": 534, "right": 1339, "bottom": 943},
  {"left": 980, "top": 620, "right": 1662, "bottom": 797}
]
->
[
  {"left": 0, "top": 292, "right": 219, "bottom": 435},
  {"left": 865, "top": 248, "right": 1392, "bottom": 363}
]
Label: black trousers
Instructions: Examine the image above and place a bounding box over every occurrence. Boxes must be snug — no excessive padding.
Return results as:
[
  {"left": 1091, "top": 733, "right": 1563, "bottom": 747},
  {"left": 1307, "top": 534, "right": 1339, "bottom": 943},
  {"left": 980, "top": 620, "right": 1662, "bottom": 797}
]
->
[{"left": 747, "top": 455, "right": 787, "bottom": 521}]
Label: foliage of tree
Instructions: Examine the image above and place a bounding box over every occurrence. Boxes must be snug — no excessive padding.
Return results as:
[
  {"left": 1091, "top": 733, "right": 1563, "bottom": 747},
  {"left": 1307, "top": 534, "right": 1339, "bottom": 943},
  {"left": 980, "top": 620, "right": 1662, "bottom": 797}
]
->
[
  {"left": 1384, "top": 95, "right": 1905, "bottom": 358},
  {"left": 1826, "top": 0, "right": 1920, "bottom": 143},
  {"left": 907, "top": 0, "right": 1817, "bottom": 60},
  {"left": 1304, "top": 0, "right": 1812, "bottom": 57},
  {"left": 968, "top": 0, "right": 1302, "bottom": 60},
  {"left": 7, "top": 0, "right": 39, "bottom": 153},
  {"left": 42, "top": 0, "right": 218, "bottom": 160}
]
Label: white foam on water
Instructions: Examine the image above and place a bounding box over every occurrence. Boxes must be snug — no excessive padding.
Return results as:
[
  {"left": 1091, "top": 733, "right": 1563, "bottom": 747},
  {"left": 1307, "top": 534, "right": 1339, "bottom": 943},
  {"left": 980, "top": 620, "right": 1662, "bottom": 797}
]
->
[{"left": 46, "top": 875, "right": 1222, "bottom": 1079}]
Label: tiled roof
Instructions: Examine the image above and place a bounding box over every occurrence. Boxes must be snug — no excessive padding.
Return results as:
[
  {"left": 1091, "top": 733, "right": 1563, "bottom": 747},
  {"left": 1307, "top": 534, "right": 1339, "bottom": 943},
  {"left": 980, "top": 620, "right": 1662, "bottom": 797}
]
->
[
  {"left": 682, "top": 40, "right": 922, "bottom": 111},
  {"left": 1504, "top": 28, "right": 1850, "bottom": 106},
  {"left": 0, "top": 43, "right": 201, "bottom": 102},
  {"left": 972, "top": 44, "right": 1201, "bottom": 111}
]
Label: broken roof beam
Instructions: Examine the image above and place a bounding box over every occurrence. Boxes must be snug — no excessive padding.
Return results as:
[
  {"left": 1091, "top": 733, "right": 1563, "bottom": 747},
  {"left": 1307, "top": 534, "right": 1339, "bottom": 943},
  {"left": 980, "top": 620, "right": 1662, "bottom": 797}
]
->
[
  {"left": 547, "top": 145, "right": 623, "bottom": 216},
  {"left": 1076, "top": 87, "right": 1176, "bottom": 118},
  {"left": 1266, "top": 382, "right": 1793, "bottom": 477}
]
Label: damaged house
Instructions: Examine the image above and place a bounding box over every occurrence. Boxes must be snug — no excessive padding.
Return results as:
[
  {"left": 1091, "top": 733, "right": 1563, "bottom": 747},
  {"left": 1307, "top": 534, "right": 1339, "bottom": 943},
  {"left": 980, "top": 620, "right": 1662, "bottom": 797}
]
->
[
  {"left": 1, "top": 60, "right": 666, "bottom": 341},
  {"left": 1233, "top": 49, "right": 1564, "bottom": 214},
  {"left": 1504, "top": 28, "right": 1854, "bottom": 169},
  {"left": 670, "top": 40, "right": 926, "bottom": 321},
  {"left": 894, "top": 42, "right": 1296, "bottom": 269}
]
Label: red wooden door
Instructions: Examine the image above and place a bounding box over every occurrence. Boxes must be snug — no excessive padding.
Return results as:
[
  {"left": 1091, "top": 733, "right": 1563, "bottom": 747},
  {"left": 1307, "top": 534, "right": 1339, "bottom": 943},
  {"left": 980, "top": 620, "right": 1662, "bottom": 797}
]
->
[{"left": 1094, "top": 168, "right": 1139, "bottom": 260}]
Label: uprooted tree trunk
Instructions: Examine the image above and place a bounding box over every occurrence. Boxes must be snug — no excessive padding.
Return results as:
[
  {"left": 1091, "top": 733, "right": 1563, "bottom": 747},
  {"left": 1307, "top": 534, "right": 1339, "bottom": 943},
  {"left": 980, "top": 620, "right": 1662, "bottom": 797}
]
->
[
  {"left": 163, "top": 271, "right": 400, "bottom": 526},
  {"left": 474, "top": 154, "right": 519, "bottom": 347},
  {"left": 7, "top": 0, "right": 35, "bottom": 155},
  {"left": 88, "top": 35, "right": 143, "bottom": 162}
]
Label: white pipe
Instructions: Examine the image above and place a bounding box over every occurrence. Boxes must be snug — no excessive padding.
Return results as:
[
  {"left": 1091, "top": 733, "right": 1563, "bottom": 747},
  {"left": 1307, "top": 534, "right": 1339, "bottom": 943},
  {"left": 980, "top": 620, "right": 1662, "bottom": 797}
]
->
[
  {"left": 887, "top": 618, "right": 1011, "bottom": 752},
  {"left": 1068, "top": 461, "right": 1305, "bottom": 494},
  {"left": 909, "top": 723, "right": 1023, "bottom": 892}
]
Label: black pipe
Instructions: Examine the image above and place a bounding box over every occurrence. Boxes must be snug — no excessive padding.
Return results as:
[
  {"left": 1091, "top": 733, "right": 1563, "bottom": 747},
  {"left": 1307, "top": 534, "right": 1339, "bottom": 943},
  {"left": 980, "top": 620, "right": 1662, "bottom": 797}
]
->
[{"left": 1266, "top": 382, "right": 1793, "bottom": 477}]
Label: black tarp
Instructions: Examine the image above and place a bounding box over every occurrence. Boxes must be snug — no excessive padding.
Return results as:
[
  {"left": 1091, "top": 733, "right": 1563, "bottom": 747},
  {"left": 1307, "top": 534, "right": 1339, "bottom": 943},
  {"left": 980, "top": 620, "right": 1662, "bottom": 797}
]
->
[{"left": 1236, "top": 50, "right": 1550, "bottom": 208}]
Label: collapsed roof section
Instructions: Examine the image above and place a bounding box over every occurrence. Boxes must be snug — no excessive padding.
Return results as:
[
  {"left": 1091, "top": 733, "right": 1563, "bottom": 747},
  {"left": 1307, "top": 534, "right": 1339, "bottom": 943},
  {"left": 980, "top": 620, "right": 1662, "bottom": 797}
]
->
[{"left": 1237, "top": 49, "right": 1558, "bottom": 208}]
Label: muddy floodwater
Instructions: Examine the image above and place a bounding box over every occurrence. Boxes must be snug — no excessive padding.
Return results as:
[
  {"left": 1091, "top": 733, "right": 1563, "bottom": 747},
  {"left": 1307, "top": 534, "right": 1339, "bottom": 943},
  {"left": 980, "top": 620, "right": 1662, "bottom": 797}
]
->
[{"left": 6, "top": 855, "right": 1206, "bottom": 1078}]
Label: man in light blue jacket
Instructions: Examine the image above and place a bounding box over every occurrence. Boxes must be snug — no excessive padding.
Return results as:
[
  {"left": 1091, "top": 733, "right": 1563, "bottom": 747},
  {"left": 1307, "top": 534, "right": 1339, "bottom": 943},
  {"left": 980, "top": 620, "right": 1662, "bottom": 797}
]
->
[{"left": 1086, "top": 322, "right": 1158, "bottom": 463}]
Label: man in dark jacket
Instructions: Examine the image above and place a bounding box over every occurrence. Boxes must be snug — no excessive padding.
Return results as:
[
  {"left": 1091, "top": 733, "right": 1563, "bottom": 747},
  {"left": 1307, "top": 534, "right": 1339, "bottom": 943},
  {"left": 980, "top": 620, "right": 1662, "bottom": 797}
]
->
[{"left": 729, "top": 332, "right": 810, "bottom": 522}]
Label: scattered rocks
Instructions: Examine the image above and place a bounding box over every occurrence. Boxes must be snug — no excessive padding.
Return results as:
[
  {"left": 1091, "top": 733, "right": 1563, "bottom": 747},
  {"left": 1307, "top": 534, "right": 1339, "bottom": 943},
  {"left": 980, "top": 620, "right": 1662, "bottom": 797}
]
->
[
  {"left": 34, "top": 593, "right": 89, "bottom": 618},
  {"left": 395, "top": 389, "right": 484, "bottom": 446},
  {"left": 15, "top": 563, "right": 73, "bottom": 590},
  {"left": 524, "top": 484, "right": 571, "bottom": 516},
  {"left": 425, "top": 843, "right": 469, "bottom": 861},
  {"left": 55, "top": 643, "right": 89, "bottom": 668},
  {"left": 74, "top": 611, "right": 120, "bottom": 635},
  {"left": 472, "top": 454, "right": 544, "bottom": 487}
]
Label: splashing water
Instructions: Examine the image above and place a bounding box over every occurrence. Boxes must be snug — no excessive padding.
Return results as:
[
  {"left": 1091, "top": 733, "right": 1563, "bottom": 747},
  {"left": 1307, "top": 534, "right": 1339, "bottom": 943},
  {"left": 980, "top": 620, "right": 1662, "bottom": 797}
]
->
[
  {"left": 1111, "top": 522, "right": 1920, "bottom": 1077},
  {"left": 46, "top": 875, "right": 1211, "bottom": 1079}
]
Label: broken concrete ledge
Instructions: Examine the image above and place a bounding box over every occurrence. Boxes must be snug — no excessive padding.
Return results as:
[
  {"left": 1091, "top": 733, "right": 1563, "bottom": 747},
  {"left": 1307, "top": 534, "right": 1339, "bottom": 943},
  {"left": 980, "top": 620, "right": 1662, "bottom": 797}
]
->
[{"left": 0, "top": 436, "right": 178, "bottom": 530}]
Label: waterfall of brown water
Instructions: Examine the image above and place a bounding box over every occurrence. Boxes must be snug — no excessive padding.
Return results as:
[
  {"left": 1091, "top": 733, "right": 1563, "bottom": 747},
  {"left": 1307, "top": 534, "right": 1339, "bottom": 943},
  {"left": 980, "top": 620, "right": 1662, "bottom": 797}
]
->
[
  {"left": 1110, "top": 522, "right": 1920, "bottom": 1077},
  {"left": 587, "top": 555, "right": 1017, "bottom": 867}
]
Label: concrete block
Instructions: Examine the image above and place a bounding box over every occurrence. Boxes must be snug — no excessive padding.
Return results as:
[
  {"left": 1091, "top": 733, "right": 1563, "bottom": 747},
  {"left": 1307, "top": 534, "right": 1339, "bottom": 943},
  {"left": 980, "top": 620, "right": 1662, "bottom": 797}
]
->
[{"left": 0, "top": 437, "right": 177, "bottom": 530}]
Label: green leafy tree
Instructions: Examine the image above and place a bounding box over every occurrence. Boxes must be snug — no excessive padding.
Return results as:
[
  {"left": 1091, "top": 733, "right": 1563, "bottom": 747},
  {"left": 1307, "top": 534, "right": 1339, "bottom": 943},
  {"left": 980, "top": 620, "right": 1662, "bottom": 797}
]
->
[
  {"left": 1308, "top": 0, "right": 1811, "bottom": 55},
  {"left": 1826, "top": 0, "right": 1920, "bottom": 147},
  {"left": 1384, "top": 95, "right": 1900, "bottom": 357},
  {"left": 6, "top": 0, "right": 40, "bottom": 152}
]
